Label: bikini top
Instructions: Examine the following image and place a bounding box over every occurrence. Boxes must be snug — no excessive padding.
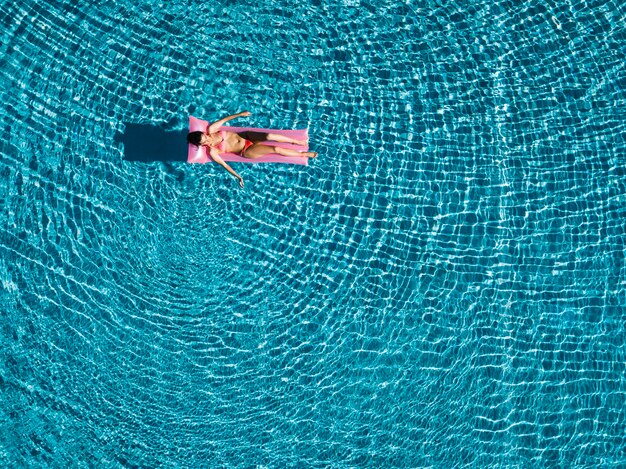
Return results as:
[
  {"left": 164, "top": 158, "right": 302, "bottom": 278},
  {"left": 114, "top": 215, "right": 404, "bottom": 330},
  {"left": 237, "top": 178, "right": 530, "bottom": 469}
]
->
[{"left": 209, "top": 130, "right": 227, "bottom": 152}]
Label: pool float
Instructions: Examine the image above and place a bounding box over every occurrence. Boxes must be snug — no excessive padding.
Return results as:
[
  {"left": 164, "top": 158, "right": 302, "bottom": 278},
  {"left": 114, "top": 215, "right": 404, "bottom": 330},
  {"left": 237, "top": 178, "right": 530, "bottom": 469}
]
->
[{"left": 188, "top": 116, "right": 309, "bottom": 165}]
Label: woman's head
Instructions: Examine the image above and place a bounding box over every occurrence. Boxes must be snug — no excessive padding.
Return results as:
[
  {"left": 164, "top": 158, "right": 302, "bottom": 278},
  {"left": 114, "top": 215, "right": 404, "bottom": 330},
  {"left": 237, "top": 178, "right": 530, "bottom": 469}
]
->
[{"left": 187, "top": 131, "right": 204, "bottom": 146}]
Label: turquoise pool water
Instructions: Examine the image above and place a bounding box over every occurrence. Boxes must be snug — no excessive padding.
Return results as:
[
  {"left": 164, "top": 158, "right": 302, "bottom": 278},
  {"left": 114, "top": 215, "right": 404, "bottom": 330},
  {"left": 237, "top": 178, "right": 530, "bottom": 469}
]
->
[{"left": 1, "top": 0, "right": 625, "bottom": 466}]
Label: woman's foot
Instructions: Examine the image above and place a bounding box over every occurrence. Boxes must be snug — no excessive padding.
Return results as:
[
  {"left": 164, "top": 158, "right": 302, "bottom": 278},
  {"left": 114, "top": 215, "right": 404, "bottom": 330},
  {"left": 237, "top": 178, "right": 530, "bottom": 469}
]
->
[{"left": 303, "top": 151, "right": 318, "bottom": 158}]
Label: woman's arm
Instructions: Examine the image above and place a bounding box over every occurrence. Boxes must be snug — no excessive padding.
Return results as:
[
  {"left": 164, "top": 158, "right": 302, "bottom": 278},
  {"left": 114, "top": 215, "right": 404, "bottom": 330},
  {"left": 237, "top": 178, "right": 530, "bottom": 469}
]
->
[
  {"left": 207, "top": 111, "right": 251, "bottom": 133},
  {"left": 209, "top": 148, "right": 244, "bottom": 188}
]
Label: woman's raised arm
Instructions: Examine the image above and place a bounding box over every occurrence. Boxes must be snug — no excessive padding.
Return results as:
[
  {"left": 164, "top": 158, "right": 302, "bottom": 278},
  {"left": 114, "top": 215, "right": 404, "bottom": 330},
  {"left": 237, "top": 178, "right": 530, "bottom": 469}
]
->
[{"left": 207, "top": 111, "right": 251, "bottom": 133}]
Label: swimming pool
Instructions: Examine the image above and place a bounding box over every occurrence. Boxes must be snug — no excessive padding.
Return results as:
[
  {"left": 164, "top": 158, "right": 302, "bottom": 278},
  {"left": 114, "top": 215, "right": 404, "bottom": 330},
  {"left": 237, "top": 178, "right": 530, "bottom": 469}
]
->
[{"left": 1, "top": 0, "right": 625, "bottom": 466}]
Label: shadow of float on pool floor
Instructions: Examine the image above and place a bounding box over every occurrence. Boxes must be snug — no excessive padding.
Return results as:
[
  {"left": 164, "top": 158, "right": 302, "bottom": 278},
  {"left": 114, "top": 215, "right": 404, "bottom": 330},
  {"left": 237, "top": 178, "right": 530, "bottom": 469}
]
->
[{"left": 116, "top": 124, "right": 188, "bottom": 162}]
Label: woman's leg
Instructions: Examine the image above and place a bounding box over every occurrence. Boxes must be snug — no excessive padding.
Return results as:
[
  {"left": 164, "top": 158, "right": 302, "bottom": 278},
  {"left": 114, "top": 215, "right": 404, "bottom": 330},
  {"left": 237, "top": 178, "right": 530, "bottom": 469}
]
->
[
  {"left": 244, "top": 144, "right": 317, "bottom": 159},
  {"left": 266, "top": 133, "right": 307, "bottom": 145}
]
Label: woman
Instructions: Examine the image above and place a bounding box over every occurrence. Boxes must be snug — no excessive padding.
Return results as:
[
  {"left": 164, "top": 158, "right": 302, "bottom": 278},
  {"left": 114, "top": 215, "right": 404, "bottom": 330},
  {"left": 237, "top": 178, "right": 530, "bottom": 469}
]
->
[{"left": 186, "top": 111, "right": 317, "bottom": 188}]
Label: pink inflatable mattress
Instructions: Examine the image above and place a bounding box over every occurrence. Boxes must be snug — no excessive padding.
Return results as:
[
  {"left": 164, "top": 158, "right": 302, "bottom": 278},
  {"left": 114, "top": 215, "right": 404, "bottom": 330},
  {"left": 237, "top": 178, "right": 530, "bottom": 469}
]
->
[{"left": 188, "top": 116, "right": 309, "bottom": 165}]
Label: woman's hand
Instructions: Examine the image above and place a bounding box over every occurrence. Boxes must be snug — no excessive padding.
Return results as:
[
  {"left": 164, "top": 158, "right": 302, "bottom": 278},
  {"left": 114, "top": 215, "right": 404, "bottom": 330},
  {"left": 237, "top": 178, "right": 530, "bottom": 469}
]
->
[
  {"left": 237, "top": 176, "right": 245, "bottom": 188},
  {"left": 239, "top": 111, "right": 251, "bottom": 117}
]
